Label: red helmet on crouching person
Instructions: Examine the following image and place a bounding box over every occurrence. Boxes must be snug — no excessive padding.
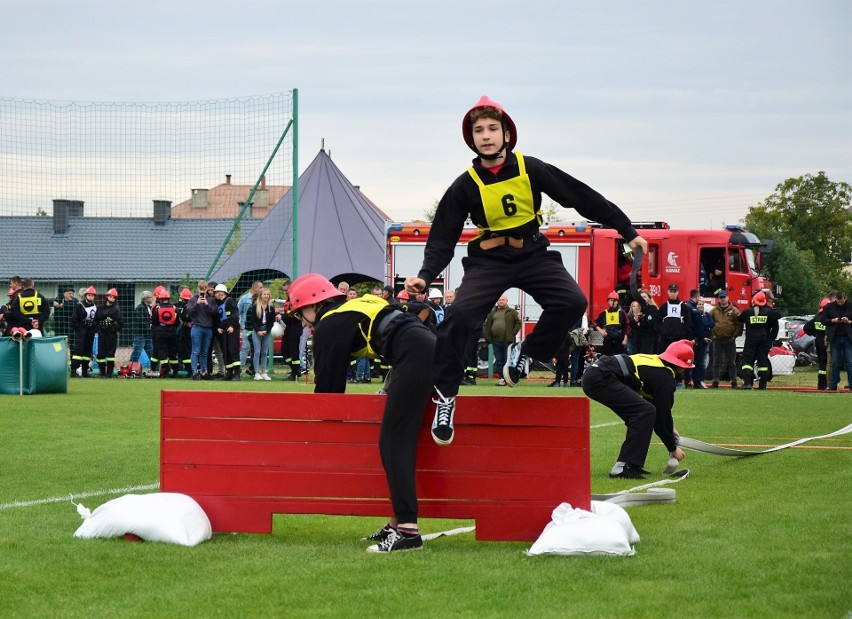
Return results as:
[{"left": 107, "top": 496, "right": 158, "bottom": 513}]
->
[
  {"left": 287, "top": 274, "right": 344, "bottom": 315},
  {"left": 659, "top": 339, "right": 695, "bottom": 369},
  {"left": 462, "top": 95, "right": 518, "bottom": 158}
]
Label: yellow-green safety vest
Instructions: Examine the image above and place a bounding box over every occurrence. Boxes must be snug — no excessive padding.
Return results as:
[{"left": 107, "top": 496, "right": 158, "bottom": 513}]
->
[{"left": 321, "top": 294, "right": 389, "bottom": 359}]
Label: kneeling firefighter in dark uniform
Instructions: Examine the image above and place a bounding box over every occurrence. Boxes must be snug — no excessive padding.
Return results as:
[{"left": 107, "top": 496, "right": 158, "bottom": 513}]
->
[
  {"left": 287, "top": 273, "right": 436, "bottom": 553},
  {"left": 582, "top": 339, "right": 693, "bottom": 479}
]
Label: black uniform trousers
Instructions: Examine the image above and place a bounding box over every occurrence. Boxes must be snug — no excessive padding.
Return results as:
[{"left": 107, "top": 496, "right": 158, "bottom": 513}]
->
[
  {"left": 379, "top": 324, "right": 436, "bottom": 522},
  {"left": 739, "top": 335, "right": 771, "bottom": 385},
  {"left": 434, "top": 243, "right": 586, "bottom": 397},
  {"left": 582, "top": 366, "right": 656, "bottom": 468}
]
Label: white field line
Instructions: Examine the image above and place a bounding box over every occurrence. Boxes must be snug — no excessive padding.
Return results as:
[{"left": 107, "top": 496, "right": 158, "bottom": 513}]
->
[
  {"left": 0, "top": 482, "right": 159, "bottom": 510},
  {"left": 2, "top": 420, "right": 620, "bottom": 511},
  {"left": 591, "top": 421, "right": 621, "bottom": 429}
]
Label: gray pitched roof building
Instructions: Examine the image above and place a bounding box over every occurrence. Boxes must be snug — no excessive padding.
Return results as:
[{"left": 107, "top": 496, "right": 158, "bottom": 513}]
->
[{"left": 1, "top": 215, "right": 262, "bottom": 283}]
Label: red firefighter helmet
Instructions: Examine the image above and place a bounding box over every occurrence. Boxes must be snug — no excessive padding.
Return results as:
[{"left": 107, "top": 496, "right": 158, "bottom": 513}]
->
[
  {"left": 106, "top": 288, "right": 118, "bottom": 298},
  {"left": 659, "top": 339, "right": 695, "bottom": 369},
  {"left": 607, "top": 291, "right": 620, "bottom": 301},
  {"left": 462, "top": 95, "right": 518, "bottom": 155},
  {"left": 819, "top": 298, "right": 830, "bottom": 310},
  {"left": 396, "top": 289, "right": 409, "bottom": 301},
  {"left": 154, "top": 286, "right": 170, "bottom": 299},
  {"left": 84, "top": 286, "right": 97, "bottom": 296},
  {"left": 287, "top": 273, "right": 344, "bottom": 313},
  {"left": 179, "top": 287, "right": 192, "bottom": 301},
  {"left": 752, "top": 291, "right": 767, "bottom": 306}
]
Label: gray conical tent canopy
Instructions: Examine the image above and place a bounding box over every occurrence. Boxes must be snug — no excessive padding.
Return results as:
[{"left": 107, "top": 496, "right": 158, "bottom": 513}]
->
[{"left": 210, "top": 149, "right": 388, "bottom": 284}]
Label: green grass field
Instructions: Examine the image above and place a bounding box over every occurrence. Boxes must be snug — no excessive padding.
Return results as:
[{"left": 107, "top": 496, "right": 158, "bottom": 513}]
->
[{"left": 1, "top": 368, "right": 849, "bottom": 618}]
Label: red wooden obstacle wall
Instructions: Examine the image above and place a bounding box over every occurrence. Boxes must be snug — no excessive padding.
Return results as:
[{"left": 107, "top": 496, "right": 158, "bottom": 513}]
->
[{"left": 160, "top": 392, "right": 590, "bottom": 542}]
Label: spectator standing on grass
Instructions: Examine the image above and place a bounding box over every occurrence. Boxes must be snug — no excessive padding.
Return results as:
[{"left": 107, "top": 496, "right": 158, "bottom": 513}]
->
[
  {"left": 70, "top": 286, "right": 98, "bottom": 378},
  {"left": 238, "top": 280, "right": 263, "bottom": 376},
  {"left": 51, "top": 285, "right": 76, "bottom": 345},
  {"left": 130, "top": 291, "right": 154, "bottom": 365},
  {"left": 803, "top": 298, "right": 830, "bottom": 390},
  {"left": 483, "top": 294, "right": 521, "bottom": 386},
  {"left": 213, "top": 284, "right": 241, "bottom": 381},
  {"left": 8, "top": 277, "right": 51, "bottom": 334},
  {"left": 686, "top": 296, "right": 713, "bottom": 389},
  {"left": 404, "top": 95, "right": 646, "bottom": 445},
  {"left": 595, "top": 291, "right": 628, "bottom": 356},
  {"left": 94, "top": 288, "right": 123, "bottom": 378},
  {"left": 287, "top": 273, "right": 436, "bottom": 553},
  {"left": 631, "top": 289, "right": 659, "bottom": 355},
  {"left": 737, "top": 291, "right": 779, "bottom": 390},
  {"left": 659, "top": 283, "right": 691, "bottom": 389},
  {"left": 709, "top": 291, "right": 742, "bottom": 388},
  {"left": 186, "top": 280, "right": 217, "bottom": 380},
  {"left": 820, "top": 290, "right": 852, "bottom": 391},
  {"left": 249, "top": 287, "right": 279, "bottom": 381}
]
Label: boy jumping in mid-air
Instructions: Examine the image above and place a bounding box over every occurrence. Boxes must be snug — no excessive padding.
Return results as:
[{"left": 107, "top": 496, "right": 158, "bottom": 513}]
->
[{"left": 406, "top": 95, "right": 647, "bottom": 445}]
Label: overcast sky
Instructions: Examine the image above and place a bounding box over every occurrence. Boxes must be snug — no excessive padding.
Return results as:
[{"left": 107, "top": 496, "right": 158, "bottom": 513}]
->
[{"left": 2, "top": 0, "right": 850, "bottom": 229}]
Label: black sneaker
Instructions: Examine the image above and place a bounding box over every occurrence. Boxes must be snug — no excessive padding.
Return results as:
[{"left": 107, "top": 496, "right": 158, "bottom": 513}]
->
[
  {"left": 431, "top": 389, "right": 456, "bottom": 445},
  {"left": 503, "top": 342, "right": 528, "bottom": 387},
  {"left": 362, "top": 523, "right": 396, "bottom": 542},
  {"left": 366, "top": 528, "right": 422, "bottom": 553},
  {"left": 609, "top": 463, "right": 648, "bottom": 480}
]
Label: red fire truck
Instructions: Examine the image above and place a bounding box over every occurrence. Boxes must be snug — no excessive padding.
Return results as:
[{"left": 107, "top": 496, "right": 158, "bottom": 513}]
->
[{"left": 386, "top": 221, "right": 773, "bottom": 337}]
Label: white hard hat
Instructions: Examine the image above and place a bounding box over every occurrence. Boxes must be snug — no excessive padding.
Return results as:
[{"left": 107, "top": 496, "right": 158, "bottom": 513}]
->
[
  {"left": 270, "top": 322, "right": 285, "bottom": 338},
  {"left": 428, "top": 288, "right": 443, "bottom": 299},
  {"left": 214, "top": 284, "right": 229, "bottom": 293},
  {"left": 27, "top": 329, "right": 43, "bottom": 338}
]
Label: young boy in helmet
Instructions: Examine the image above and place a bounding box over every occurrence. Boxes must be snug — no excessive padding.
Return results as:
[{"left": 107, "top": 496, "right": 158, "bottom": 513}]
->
[
  {"left": 287, "top": 273, "right": 436, "bottom": 553},
  {"left": 70, "top": 286, "right": 99, "bottom": 377},
  {"left": 594, "top": 291, "right": 629, "bottom": 356},
  {"left": 405, "top": 95, "right": 647, "bottom": 445},
  {"left": 95, "top": 288, "right": 123, "bottom": 378},
  {"left": 151, "top": 286, "right": 180, "bottom": 378},
  {"left": 582, "top": 339, "right": 692, "bottom": 479}
]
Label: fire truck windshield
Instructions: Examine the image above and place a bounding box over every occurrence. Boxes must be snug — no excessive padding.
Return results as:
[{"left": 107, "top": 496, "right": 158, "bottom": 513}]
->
[{"left": 745, "top": 248, "right": 759, "bottom": 276}]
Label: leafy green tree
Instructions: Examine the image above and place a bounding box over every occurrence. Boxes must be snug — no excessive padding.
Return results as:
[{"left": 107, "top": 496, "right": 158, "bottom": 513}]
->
[
  {"left": 744, "top": 172, "right": 852, "bottom": 293},
  {"left": 760, "top": 238, "right": 826, "bottom": 314}
]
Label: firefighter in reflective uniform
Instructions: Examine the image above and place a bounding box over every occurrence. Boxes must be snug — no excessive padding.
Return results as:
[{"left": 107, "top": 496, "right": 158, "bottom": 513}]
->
[
  {"left": 8, "top": 277, "right": 51, "bottom": 333},
  {"left": 737, "top": 291, "right": 779, "bottom": 389},
  {"left": 803, "top": 298, "right": 830, "bottom": 390},
  {"left": 151, "top": 286, "right": 180, "bottom": 378},
  {"left": 582, "top": 339, "right": 692, "bottom": 479},
  {"left": 70, "top": 286, "right": 99, "bottom": 377},
  {"left": 594, "top": 291, "right": 629, "bottom": 356},
  {"left": 95, "top": 288, "right": 123, "bottom": 378},
  {"left": 288, "top": 273, "right": 436, "bottom": 553},
  {"left": 211, "top": 284, "right": 241, "bottom": 381}
]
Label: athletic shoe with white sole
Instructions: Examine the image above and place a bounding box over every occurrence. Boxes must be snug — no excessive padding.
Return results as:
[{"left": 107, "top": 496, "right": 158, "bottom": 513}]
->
[
  {"left": 609, "top": 462, "right": 649, "bottom": 479},
  {"left": 503, "top": 342, "right": 528, "bottom": 387},
  {"left": 431, "top": 388, "right": 456, "bottom": 445},
  {"left": 362, "top": 523, "right": 396, "bottom": 542},
  {"left": 366, "top": 528, "right": 423, "bottom": 553}
]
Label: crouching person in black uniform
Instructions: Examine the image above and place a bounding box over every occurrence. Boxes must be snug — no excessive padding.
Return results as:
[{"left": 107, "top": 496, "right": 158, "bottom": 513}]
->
[
  {"left": 582, "top": 339, "right": 692, "bottom": 479},
  {"left": 287, "top": 273, "right": 436, "bottom": 553}
]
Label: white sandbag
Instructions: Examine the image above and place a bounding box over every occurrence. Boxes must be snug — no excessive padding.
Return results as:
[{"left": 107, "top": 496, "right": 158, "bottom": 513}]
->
[
  {"left": 74, "top": 493, "right": 212, "bottom": 547},
  {"left": 591, "top": 500, "right": 640, "bottom": 544},
  {"left": 527, "top": 503, "right": 636, "bottom": 557}
]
